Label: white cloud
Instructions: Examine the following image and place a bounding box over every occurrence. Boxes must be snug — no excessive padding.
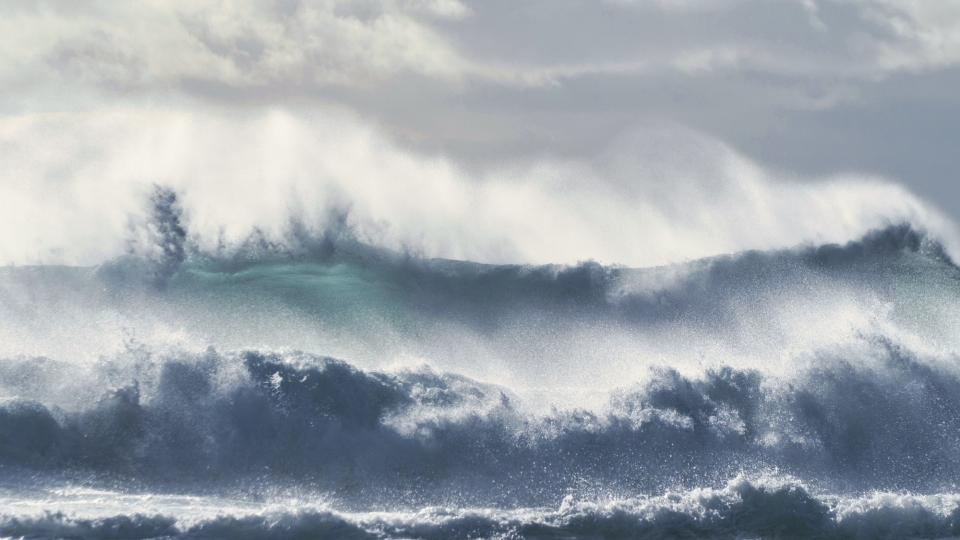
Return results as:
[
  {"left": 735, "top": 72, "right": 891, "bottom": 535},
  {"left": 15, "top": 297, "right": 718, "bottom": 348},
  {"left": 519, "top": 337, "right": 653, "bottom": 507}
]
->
[
  {"left": 402, "top": 0, "right": 472, "bottom": 19},
  {"left": 0, "top": 0, "right": 476, "bottom": 91},
  {"left": 855, "top": 0, "right": 960, "bottom": 71}
]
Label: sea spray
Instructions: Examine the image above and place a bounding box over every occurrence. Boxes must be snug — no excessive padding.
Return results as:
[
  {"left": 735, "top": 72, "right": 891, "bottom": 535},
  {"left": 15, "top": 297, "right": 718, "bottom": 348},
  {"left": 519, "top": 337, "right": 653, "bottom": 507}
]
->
[{"left": 3, "top": 224, "right": 960, "bottom": 537}]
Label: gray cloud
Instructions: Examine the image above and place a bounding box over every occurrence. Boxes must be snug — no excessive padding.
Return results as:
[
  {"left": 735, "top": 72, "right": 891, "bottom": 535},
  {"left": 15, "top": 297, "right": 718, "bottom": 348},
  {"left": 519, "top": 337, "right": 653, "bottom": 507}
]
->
[
  {"left": 4, "top": 0, "right": 958, "bottom": 91},
  {"left": 2, "top": 0, "right": 959, "bottom": 225}
]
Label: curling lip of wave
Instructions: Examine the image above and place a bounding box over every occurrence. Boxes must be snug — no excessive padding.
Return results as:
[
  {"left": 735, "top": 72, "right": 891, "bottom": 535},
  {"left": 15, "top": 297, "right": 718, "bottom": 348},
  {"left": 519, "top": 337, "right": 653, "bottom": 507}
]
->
[
  {"left": 143, "top": 221, "right": 957, "bottom": 329},
  {"left": 108, "top": 219, "right": 955, "bottom": 301}
]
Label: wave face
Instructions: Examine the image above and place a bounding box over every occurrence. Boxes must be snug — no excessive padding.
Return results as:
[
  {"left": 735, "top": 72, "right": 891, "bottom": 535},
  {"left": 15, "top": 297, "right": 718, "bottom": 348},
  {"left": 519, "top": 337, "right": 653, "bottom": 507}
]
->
[{"left": 4, "top": 224, "right": 960, "bottom": 538}]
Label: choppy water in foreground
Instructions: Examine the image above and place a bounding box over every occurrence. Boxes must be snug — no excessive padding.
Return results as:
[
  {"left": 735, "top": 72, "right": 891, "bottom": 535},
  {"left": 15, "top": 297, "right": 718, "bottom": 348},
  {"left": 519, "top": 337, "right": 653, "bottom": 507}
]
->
[{"left": 4, "top": 225, "right": 960, "bottom": 538}]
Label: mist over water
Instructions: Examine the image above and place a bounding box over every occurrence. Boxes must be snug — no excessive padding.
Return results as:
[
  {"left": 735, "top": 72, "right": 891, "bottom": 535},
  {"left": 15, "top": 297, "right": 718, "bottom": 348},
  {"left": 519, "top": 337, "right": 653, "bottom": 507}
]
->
[
  {"left": 2, "top": 108, "right": 956, "bottom": 267},
  {"left": 5, "top": 109, "right": 960, "bottom": 538}
]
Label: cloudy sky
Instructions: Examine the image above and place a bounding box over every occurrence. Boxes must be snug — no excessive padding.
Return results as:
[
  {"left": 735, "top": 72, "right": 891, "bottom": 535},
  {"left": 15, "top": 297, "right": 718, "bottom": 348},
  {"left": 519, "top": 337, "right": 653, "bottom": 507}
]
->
[{"left": 2, "top": 0, "right": 959, "bottom": 265}]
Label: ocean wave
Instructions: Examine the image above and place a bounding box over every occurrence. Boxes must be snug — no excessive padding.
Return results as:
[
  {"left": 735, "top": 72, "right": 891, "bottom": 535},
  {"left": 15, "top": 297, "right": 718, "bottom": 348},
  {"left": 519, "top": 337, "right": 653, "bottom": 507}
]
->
[
  {"left": 5, "top": 480, "right": 960, "bottom": 539},
  {"left": 2, "top": 335, "right": 960, "bottom": 507},
  {"left": 3, "top": 224, "right": 960, "bottom": 540},
  {"left": 92, "top": 222, "right": 960, "bottom": 337}
]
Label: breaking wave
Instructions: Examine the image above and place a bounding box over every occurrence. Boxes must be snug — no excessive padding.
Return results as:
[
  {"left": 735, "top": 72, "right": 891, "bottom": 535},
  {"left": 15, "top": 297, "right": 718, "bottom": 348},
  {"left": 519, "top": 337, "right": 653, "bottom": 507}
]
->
[
  {"left": 4, "top": 221, "right": 960, "bottom": 537},
  {"left": 3, "top": 335, "right": 960, "bottom": 504},
  {"left": 5, "top": 481, "right": 960, "bottom": 539}
]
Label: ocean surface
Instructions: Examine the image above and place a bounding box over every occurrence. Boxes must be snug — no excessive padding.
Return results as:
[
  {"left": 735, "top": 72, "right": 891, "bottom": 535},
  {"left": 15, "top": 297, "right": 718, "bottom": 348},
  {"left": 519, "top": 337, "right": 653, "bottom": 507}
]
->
[{"left": 4, "top": 215, "right": 960, "bottom": 538}]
